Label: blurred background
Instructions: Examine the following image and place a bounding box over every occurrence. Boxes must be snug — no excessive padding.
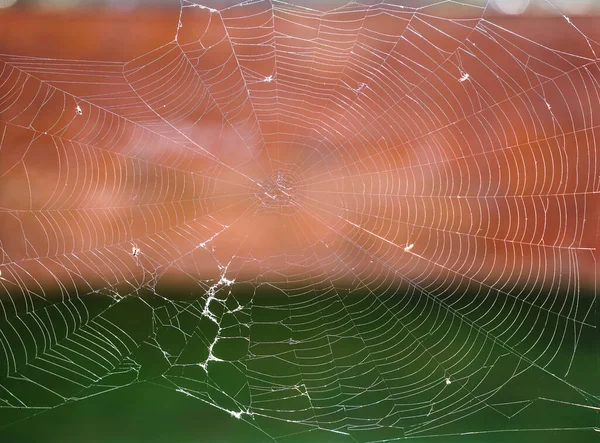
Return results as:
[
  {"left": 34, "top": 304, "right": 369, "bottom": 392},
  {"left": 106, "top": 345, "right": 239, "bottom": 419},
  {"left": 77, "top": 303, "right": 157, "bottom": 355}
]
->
[
  {"left": 1, "top": 0, "right": 600, "bottom": 14},
  {"left": 0, "top": 1, "right": 598, "bottom": 442}
]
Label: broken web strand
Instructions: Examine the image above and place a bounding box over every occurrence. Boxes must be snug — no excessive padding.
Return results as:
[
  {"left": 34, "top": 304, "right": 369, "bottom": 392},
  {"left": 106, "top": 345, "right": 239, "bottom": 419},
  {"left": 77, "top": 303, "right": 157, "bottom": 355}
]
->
[
  {"left": 169, "top": 0, "right": 596, "bottom": 438},
  {"left": 0, "top": 0, "right": 598, "bottom": 442},
  {"left": 0, "top": 32, "right": 267, "bottom": 432}
]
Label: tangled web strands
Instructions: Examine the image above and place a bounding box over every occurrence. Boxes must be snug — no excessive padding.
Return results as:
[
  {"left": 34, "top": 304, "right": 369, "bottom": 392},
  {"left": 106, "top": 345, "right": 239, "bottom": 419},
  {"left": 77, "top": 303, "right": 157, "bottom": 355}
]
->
[{"left": 0, "top": 0, "right": 598, "bottom": 441}]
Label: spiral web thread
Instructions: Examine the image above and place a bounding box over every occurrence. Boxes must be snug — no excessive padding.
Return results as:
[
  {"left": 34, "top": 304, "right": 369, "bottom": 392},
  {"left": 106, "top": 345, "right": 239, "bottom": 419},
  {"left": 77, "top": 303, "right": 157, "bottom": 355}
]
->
[{"left": 0, "top": 0, "right": 598, "bottom": 441}]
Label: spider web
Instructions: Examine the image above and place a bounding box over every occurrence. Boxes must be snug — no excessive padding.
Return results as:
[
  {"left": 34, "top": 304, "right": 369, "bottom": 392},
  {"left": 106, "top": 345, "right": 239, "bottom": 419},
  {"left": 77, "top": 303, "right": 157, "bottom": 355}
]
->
[{"left": 0, "top": 0, "right": 598, "bottom": 441}]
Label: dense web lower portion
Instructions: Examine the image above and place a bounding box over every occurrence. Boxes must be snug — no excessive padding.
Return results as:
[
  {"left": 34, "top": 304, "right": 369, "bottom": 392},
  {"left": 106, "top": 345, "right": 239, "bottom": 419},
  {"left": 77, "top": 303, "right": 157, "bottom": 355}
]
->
[{"left": 0, "top": 0, "right": 598, "bottom": 441}]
